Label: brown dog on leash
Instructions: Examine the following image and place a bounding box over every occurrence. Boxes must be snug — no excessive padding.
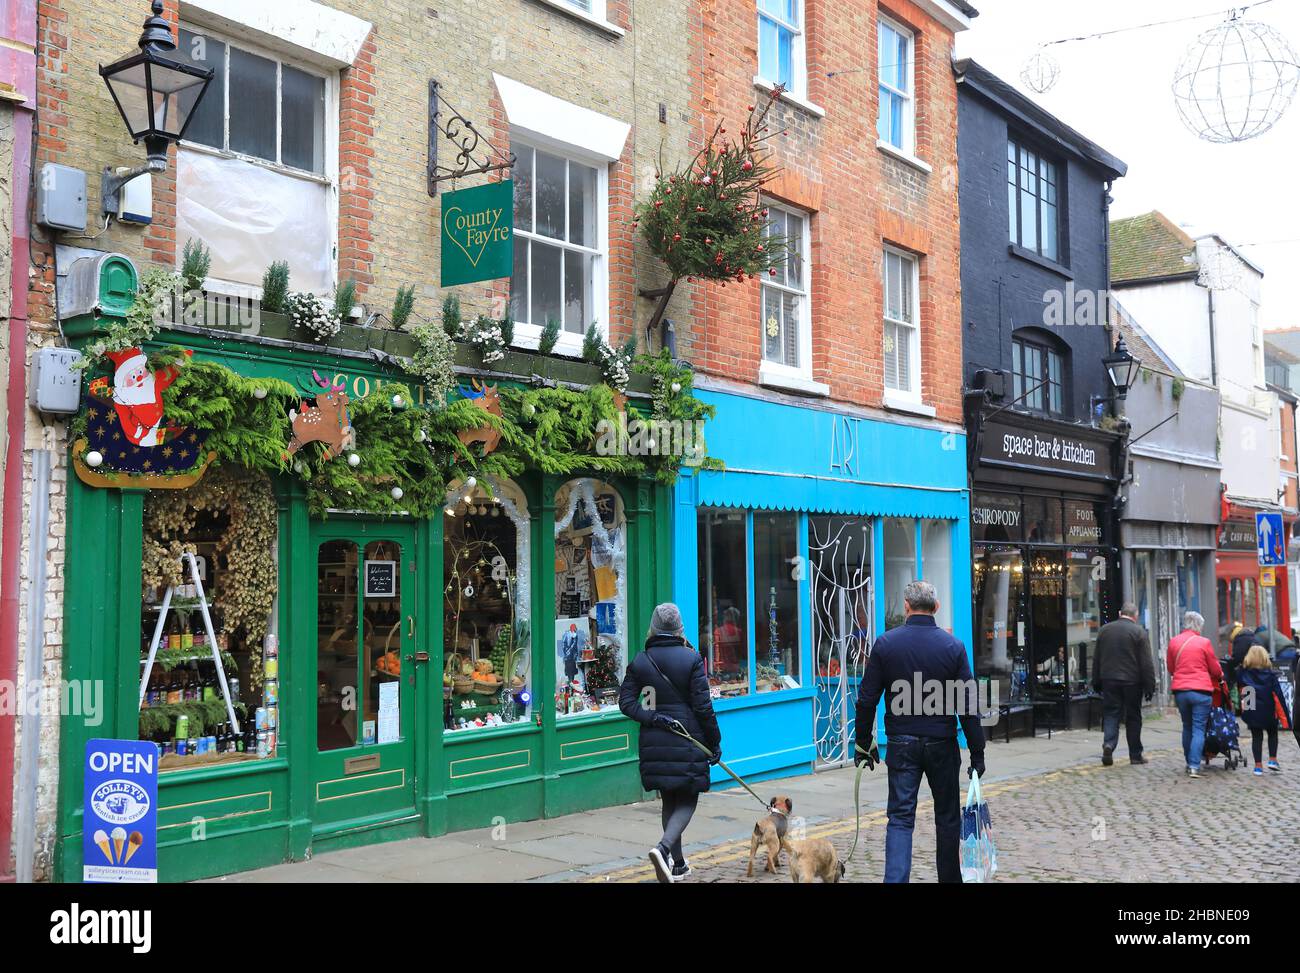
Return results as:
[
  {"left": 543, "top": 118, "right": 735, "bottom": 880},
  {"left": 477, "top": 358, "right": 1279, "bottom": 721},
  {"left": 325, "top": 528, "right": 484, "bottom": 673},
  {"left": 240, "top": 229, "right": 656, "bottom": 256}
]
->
[
  {"left": 746, "top": 796, "right": 793, "bottom": 876},
  {"left": 787, "top": 837, "right": 846, "bottom": 883}
]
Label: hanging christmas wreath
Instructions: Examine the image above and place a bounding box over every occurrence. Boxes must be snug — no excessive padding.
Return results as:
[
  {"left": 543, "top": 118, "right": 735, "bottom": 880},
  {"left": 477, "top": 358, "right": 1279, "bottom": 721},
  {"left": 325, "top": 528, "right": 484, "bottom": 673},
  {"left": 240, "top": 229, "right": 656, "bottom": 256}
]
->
[{"left": 635, "top": 89, "right": 792, "bottom": 333}]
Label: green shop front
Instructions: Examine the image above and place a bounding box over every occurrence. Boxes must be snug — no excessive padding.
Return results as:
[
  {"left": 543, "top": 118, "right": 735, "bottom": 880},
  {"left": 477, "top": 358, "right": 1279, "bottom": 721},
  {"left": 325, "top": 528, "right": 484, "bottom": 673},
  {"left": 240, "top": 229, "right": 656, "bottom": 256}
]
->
[{"left": 52, "top": 256, "right": 677, "bottom": 882}]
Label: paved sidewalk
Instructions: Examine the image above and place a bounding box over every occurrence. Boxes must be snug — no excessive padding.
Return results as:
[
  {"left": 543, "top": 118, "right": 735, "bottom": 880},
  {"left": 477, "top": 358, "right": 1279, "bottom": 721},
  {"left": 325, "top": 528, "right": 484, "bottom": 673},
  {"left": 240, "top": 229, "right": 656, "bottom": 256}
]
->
[{"left": 211, "top": 711, "right": 1257, "bottom": 883}]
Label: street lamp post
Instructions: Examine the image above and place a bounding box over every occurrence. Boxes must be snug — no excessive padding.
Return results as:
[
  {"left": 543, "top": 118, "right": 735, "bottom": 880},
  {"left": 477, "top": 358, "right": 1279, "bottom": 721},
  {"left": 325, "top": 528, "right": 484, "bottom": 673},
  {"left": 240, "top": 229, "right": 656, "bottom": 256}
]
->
[
  {"left": 1092, "top": 334, "right": 1141, "bottom": 419},
  {"left": 98, "top": 0, "right": 213, "bottom": 217}
]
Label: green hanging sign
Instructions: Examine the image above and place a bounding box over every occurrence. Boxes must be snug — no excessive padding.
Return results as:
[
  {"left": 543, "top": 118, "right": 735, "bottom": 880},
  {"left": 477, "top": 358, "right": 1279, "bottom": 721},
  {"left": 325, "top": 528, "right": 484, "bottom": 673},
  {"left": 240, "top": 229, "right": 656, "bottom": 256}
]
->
[{"left": 440, "top": 180, "right": 514, "bottom": 287}]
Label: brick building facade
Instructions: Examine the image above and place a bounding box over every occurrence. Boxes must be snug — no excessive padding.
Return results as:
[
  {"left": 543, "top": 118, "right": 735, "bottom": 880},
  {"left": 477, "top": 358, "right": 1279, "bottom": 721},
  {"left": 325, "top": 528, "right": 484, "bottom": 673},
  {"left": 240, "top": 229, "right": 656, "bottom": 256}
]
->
[{"left": 668, "top": 1, "right": 977, "bottom": 774}]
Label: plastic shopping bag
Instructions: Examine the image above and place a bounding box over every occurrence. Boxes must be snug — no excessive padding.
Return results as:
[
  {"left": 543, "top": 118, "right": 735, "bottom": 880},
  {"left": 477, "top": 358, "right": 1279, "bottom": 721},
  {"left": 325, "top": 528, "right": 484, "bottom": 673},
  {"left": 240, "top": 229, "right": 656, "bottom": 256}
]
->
[{"left": 960, "top": 771, "right": 997, "bottom": 883}]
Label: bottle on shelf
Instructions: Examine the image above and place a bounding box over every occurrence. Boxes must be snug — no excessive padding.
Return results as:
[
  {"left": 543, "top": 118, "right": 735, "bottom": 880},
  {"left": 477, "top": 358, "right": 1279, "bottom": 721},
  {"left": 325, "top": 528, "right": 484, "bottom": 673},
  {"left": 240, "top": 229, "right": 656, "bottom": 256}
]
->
[{"left": 166, "top": 667, "right": 181, "bottom": 705}]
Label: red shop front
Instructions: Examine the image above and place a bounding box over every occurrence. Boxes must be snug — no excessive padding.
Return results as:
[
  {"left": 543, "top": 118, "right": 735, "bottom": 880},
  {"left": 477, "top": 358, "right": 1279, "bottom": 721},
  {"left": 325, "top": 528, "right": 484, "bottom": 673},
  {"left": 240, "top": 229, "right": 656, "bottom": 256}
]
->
[{"left": 1216, "top": 506, "right": 1293, "bottom": 640}]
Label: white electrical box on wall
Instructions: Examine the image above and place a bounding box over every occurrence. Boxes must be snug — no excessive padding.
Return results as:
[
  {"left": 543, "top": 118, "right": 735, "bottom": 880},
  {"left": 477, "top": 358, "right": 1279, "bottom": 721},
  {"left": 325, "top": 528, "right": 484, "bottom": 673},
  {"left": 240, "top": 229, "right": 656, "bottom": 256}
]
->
[
  {"left": 36, "top": 163, "right": 87, "bottom": 232},
  {"left": 29, "top": 347, "right": 84, "bottom": 415},
  {"left": 117, "top": 170, "right": 153, "bottom": 225}
]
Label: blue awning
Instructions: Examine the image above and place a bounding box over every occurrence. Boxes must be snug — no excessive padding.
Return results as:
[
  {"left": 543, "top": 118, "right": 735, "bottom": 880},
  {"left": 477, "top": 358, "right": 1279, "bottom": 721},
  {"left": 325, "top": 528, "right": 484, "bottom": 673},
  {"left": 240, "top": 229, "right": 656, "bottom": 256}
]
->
[{"left": 692, "top": 468, "right": 968, "bottom": 520}]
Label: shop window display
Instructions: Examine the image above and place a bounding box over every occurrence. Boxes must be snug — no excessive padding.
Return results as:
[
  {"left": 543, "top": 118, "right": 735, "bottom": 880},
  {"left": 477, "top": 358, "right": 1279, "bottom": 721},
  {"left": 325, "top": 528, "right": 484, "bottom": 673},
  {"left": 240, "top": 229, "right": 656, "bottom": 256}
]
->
[
  {"left": 698, "top": 508, "right": 749, "bottom": 697},
  {"left": 883, "top": 517, "right": 916, "bottom": 630},
  {"left": 921, "top": 519, "right": 954, "bottom": 631},
  {"left": 1065, "top": 551, "right": 1101, "bottom": 693},
  {"left": 443, "top": 479, "right": 532, "bottom": 731},
  {"left": 973, "top": 546, "right": 1026, "bottom": 702},
  {"left": 554, "top": 480, "right": 627, "bottom": 716},
  {"left": 754, "top": 513, "right": 801, "bottom": 690},
  {"left": 138, "top": 468, "right": 278, "bottom": 769}
]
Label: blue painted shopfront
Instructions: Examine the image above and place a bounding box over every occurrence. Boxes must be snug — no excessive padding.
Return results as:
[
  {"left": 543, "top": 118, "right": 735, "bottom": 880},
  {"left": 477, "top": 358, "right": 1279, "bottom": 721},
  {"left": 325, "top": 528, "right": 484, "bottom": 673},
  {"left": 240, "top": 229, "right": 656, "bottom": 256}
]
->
[{"left": 672, "top": 388, "right": 972, "bottom": 782}]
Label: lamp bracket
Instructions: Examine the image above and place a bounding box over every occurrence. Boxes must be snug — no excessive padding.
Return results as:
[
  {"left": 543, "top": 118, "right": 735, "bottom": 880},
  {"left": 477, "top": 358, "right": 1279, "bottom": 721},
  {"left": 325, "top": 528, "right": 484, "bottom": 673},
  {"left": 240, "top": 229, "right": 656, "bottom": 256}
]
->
[
  {"left": 101, "top": 158, "right": 166, "bottom": 219},
  {"left": 427, "top": 79, "right": 515, "bottom": 195}
]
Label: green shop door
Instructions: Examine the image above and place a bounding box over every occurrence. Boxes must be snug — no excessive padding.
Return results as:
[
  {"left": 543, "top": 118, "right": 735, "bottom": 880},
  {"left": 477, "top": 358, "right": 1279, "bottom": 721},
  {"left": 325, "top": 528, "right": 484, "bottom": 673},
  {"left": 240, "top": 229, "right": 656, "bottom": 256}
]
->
[{"left": 312, "top": 520, "right": 420, "bottom": 832}]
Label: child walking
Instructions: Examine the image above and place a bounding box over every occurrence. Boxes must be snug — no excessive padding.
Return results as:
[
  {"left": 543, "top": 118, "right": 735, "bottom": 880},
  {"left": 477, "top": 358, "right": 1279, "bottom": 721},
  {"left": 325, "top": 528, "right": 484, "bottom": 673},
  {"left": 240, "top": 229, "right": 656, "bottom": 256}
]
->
[{"left": 1236, "top": 646, "right": 1289, "bottom": 776}]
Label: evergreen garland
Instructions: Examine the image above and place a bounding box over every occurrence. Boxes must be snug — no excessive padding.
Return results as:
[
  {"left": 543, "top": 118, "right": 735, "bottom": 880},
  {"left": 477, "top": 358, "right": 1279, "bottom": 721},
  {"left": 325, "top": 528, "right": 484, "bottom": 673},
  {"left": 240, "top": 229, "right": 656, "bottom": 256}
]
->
[{"left": 73, "top": 290, "right": 723, "bottom": 515}]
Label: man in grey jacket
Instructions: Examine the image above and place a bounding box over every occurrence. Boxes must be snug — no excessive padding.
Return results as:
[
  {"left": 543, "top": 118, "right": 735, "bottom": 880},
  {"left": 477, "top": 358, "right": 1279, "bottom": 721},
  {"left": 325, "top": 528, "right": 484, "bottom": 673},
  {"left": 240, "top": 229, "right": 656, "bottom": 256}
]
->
[{"left": 1092, "top": 602, "right": 1155, "bottom": 766}]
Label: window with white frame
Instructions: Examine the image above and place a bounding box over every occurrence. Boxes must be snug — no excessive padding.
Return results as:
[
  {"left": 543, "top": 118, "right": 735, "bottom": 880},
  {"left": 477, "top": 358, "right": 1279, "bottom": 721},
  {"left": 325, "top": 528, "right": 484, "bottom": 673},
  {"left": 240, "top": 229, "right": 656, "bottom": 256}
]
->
[
  {"left": 557, "top": 0, "right": 606, "bottom": 17},
  {"left": 173, "top": 25, "right": 336, "bottom": 293},
  {"left": 757, "top": 0, "right": 806, "bottom": 98},
  {"left": 510, "top": 140, "right": 607, "bottom": 343},
  {"left": 762, "top": 204, "right": 811, "bottom": 373},
  {"left": 877, "top": 17, "right": 914, "bottom": 153},
  {"left": 883, "top": 247, "right": 919, "bottom": 397},
  {"left": 178, "top": 27, "right": 327, "bottom": 174}
]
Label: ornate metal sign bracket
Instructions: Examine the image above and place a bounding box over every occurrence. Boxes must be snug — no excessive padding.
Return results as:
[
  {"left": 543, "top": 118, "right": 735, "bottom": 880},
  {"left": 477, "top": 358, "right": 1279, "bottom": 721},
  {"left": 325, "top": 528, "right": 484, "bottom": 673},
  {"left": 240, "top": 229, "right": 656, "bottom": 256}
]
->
[{"left": 427, "top": 79, "right": 515, "bottom": 195}]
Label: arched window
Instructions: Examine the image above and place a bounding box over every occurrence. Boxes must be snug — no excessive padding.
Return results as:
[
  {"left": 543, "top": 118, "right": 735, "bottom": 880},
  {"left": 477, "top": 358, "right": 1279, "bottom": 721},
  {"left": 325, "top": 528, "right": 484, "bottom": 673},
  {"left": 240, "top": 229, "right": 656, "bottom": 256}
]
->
[
  {"left": 443, "top": 477, "right": 531, "bottom": 732},
  {"left": 554, "top": 479, "right": 627, "bottom": 717},
  {"left": 1011, "top": 328, "right": 1068, "bottom": 416}
]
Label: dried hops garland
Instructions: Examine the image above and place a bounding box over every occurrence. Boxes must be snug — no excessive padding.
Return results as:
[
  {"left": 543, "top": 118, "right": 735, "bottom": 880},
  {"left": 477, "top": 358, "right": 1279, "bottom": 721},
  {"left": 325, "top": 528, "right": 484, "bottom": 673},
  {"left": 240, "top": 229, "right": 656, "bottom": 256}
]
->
[{"left": 141, "top": 466, "right": 279, "bottom": 650}]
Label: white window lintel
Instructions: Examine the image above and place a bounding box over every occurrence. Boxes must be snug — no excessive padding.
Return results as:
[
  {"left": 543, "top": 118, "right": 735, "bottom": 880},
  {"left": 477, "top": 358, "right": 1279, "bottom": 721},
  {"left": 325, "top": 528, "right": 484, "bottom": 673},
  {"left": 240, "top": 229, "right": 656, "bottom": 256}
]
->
[
  {"left": 181, "top": 0, "right": 372, "bottom": 69},
  {"left": 494, "top": 73, "right": 631, "bottom": 163}
]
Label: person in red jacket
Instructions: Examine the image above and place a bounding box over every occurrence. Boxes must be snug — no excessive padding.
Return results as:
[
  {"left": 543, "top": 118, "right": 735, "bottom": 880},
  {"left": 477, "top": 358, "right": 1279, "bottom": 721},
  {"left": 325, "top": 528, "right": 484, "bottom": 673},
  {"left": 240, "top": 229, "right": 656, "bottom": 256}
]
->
[{"left": 1167, "top": 611, "right": 1224, "bottom": 779}]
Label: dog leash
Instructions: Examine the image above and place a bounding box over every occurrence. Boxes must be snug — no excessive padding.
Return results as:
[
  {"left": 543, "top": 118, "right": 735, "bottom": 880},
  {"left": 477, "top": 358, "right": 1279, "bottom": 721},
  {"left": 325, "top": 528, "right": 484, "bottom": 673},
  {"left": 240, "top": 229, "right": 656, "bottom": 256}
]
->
[
  {"left": 662, "top": 718, "right": 774, "bottom": 813},
  {"left": 844, "top": 743, "right": 877, "bottom": 865}
]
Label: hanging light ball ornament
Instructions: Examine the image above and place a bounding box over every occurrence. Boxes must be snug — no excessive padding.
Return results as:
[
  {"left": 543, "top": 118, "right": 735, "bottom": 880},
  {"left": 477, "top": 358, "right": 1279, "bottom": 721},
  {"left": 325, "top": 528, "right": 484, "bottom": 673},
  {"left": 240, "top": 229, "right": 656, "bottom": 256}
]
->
[
  {"left": 391, "top": 487, "right": 404, "bottom": 501},
  {"left": 348, "top": 453, "right": 361, "bottom": 467},
  {"left": 415, "top": 428, "right": 427, "bottom": 443},
  {"left": 84, "top": 450, "right": 104, "bottom": 468},
  {"left": 1019, "top": 49, "right": 1061, "bottom": 94},
  {"left": 1172, "top": 16, "right": 1300, "bottom": 144},
  {"left": 466, "top": 476, "right": 477, "bottom": 488},
  {"left": 253, "top": 387, "right": 267, "bottom": 400},
  {"left": 391, "top": 393, "right": 404, "bottom": 408}
]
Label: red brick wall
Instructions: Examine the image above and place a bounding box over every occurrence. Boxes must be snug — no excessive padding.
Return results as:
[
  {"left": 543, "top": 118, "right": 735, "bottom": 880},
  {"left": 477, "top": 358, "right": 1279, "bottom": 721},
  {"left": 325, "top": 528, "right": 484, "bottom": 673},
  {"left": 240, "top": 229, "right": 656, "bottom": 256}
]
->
[
  {"left": 686, "top": 0, "right": 964, "bottom": 424},
  {"left": 338, "top": 30, "right": 377, "bottom": 293}
]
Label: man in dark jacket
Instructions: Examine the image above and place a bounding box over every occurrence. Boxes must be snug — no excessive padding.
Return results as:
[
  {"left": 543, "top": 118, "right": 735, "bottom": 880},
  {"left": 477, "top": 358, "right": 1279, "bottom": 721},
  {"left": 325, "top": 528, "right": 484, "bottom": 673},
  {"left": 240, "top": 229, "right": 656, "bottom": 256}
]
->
[
  {"left": 619, "top": 603, "right": 721, "bottom": 883},
  {"left": 855, "top": 580, "right": 986, "bottom": 884},
  {"left": 1092, "top": 602, "right": 1155, "bottom": 766}
]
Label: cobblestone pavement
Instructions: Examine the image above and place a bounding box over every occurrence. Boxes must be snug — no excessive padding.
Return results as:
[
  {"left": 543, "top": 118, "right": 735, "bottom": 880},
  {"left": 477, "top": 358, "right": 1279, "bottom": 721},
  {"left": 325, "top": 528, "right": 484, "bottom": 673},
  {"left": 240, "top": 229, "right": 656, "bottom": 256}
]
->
[{"left": 587, "top": 745, "right": 1300, "bottom": 884}]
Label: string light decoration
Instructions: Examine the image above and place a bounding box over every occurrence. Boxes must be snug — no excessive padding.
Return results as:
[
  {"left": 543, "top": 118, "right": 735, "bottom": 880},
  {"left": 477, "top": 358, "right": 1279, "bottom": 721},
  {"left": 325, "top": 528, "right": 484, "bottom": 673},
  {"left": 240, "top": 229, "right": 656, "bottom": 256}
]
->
[
  {"left": 1020, "top": 50, "right": 1062, "bottom": 94},
  {"left": 1172, "top": 14, "right": 1300, "bottom": 143}
]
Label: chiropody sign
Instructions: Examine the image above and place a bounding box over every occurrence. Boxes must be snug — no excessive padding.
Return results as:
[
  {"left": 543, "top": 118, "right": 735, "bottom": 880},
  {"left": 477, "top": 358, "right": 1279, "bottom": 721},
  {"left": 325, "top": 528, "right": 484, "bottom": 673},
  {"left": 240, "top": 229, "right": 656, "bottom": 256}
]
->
[{"left": 84, "top": 739, "right": 158, "bottom": 882}]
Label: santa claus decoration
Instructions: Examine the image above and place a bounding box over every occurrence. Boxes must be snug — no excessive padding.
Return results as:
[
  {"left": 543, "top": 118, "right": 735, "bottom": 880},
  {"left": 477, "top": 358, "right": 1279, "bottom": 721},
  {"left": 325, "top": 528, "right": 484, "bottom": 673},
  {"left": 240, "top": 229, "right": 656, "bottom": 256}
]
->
[{"left": 103, "top": 347, "right": 187, "bottom": 447}]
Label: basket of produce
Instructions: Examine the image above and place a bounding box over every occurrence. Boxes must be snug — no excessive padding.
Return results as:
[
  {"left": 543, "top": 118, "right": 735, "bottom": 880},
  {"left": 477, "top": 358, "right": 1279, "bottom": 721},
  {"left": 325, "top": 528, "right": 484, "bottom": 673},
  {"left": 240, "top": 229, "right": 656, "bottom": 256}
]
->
[
  {"left": 453, "top": 674, "right": 475, "bottom": 695},
  {"left": 472, "top": 671, "right": 503, "bottom": 695}
]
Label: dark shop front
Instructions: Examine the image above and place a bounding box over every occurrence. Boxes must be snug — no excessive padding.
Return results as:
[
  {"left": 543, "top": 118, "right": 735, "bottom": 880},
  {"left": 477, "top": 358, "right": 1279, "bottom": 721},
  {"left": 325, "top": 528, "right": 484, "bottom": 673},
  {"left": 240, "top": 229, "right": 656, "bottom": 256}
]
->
[{"left": 970, "top": 412, "right": 1123, "bottom": 735}]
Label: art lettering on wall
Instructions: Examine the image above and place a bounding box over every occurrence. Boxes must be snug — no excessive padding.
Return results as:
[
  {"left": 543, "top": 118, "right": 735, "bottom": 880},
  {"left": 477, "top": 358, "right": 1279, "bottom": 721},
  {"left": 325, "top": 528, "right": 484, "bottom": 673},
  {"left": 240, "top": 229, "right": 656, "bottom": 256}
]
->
[{"left": 74, "top": 347, "right": 215, "bottom": 488}]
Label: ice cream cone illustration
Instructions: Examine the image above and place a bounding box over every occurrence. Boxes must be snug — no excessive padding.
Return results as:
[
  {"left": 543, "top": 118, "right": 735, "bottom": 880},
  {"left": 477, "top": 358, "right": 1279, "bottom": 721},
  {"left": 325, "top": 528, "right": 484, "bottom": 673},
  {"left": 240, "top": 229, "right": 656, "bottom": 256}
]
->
[
  {"left": 122, "top": 831, "right": 144, "bottom": 865},
  {"left": 93, "top": 829, "right": 112, "bottom": 863},
  {"left": 111, "top": 826, "right": 126, "bottom": 863}
]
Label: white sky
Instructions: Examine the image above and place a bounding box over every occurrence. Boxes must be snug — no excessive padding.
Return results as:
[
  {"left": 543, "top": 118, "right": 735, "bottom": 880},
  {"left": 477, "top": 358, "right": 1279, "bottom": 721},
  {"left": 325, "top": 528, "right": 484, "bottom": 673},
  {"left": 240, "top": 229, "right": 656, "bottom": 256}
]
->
[{"left": 955, "top": 0, "right": 1300, "bottom": 328}]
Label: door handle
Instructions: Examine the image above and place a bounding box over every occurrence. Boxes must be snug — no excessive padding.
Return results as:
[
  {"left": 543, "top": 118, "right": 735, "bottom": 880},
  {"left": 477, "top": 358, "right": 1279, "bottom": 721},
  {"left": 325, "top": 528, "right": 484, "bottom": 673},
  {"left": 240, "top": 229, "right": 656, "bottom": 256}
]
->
[
  {"left": 408, "top": 615, "right": 415, "bottom": 638},
  {"left": 414, "top": 651, "right": 430, "bottom": 663}
]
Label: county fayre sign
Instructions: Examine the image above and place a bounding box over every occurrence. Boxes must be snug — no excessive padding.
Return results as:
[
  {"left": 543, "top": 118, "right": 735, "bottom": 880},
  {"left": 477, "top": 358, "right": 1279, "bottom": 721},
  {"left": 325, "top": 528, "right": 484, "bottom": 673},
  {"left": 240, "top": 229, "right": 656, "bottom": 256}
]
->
[
  {"left": 441, "top": 180, "right": 514, "bottom": 286},
  {"left": 980, "top": 417, "right": 1112, "bottom": 480}
]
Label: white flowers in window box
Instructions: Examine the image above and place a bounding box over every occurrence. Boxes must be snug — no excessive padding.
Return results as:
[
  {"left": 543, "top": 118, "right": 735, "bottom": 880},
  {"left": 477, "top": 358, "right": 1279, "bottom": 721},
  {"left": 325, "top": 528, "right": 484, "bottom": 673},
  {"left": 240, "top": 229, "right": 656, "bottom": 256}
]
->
[{"left": 285, "top": 292, "right": 343, "bottom": 343}]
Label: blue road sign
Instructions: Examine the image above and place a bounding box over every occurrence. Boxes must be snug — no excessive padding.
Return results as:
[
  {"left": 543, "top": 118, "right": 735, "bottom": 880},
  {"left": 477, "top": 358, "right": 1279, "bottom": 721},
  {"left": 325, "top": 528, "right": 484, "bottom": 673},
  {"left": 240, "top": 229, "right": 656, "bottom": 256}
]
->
[
  {"left": 1256, "top": 511, "right": 1285, "bottom": 567},
  {"left": 84, "top": 739, "right": 158, "bottom": 883}
]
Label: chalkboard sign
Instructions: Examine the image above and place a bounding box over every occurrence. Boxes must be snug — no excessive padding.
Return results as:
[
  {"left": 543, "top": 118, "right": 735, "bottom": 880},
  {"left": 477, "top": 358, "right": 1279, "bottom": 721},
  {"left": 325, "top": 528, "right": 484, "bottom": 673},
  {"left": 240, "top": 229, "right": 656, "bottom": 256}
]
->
[{"left": 364, "top": 560, "right": 397, "bottom": 598}]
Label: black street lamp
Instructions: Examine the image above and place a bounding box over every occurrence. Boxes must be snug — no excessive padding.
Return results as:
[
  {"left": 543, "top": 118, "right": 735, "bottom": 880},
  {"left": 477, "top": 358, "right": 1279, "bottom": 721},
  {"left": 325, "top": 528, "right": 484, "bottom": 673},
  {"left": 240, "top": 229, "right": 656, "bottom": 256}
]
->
[
  {"left": 1102, "top": 334, "right": 1141, "bottom": 398},
  {"left": 98, "top": 0, "right": 213, "bottom": 214}
]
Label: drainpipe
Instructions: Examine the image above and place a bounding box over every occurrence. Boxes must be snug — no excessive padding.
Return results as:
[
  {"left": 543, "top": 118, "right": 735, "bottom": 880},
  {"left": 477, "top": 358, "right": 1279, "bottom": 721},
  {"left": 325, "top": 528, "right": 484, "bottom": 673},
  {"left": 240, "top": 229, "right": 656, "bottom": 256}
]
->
[
  {"left": 1207, "top": 288, "right": 1219, "bottom": 388},
  {"left": 1, "top": 0, "right": 36, "bottom": 885}
]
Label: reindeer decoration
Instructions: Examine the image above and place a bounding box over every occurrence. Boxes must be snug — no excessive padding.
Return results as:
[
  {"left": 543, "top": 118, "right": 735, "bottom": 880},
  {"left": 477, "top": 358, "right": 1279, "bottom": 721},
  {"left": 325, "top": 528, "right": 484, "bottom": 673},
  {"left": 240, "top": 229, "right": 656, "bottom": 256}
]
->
[
  {"left": 284, "top": 370, "right": 356, "bottom": 460},
  {"left": 457, "top": 379, "right": 503, "bottom": 455}
]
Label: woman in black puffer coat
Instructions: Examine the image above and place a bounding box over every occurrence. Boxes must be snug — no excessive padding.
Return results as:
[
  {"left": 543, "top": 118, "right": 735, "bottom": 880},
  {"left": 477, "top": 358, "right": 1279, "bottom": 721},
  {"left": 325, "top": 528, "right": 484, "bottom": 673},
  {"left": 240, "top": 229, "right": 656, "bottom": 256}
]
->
[{"left": 619, "top": 603, "right": 721, "bottom": 883}]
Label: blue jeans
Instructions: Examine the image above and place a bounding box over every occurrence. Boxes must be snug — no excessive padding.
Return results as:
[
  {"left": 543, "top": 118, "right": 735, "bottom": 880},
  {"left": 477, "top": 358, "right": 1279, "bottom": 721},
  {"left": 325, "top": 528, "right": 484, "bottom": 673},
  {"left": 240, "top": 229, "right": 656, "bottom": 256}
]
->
[
  {"left": 883, "top": 734, "right": 962, "bottom": 884},
  {"left": 1174, "top": 690, "right": 1213, "bottom": 770}
]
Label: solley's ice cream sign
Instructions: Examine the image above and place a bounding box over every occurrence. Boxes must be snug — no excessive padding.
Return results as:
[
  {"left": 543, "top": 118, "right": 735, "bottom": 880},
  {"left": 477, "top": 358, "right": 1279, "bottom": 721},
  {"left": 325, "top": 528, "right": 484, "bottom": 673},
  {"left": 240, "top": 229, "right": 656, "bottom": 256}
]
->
[{"left": 980, "top": 417, "right": 1112, "bottom": 479}]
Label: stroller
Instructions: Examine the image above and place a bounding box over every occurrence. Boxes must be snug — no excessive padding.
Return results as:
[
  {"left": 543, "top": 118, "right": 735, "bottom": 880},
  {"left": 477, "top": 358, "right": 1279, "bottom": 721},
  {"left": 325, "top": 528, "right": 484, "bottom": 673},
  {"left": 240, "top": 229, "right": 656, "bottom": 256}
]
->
[{"left": 1201, "top": 676, "right": 1244, "bottom": 771}]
